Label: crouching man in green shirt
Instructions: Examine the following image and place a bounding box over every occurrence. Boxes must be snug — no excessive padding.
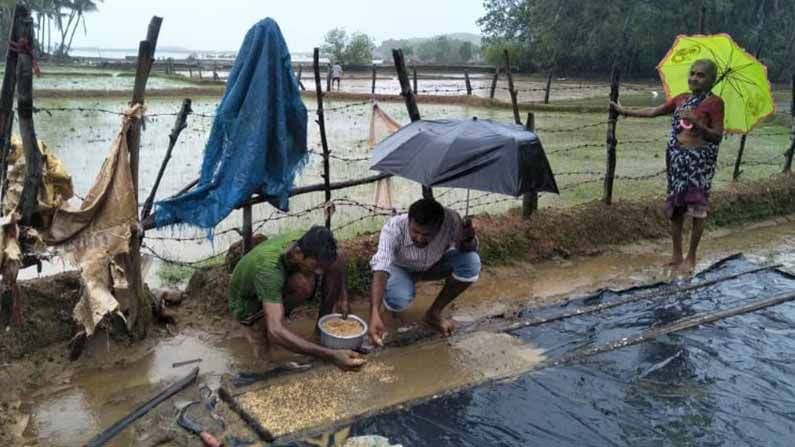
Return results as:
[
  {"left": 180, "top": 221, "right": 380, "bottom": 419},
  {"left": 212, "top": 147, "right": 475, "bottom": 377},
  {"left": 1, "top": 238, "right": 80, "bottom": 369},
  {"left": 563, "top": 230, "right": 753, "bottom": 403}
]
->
[{"left": 229, "top": 226, "right": 366, "bottom": 370}]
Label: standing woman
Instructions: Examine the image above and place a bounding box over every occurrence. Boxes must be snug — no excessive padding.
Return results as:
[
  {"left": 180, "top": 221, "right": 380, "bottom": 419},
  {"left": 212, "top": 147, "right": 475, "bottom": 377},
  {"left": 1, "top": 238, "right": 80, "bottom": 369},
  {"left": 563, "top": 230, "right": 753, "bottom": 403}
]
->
[{"left": 611, "top": 59, "right": 724, "bottom": 274}]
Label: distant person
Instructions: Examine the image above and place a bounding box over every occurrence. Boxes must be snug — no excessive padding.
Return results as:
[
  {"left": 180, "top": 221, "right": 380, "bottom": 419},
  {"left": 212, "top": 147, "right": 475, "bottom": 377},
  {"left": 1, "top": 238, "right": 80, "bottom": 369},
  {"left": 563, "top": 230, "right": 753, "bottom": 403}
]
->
[
  {"left": 331, "top": 63, "right": 343, "bottom": 90},
  {"left": 367, "top": 198, "right": 480, "bottom": 346},
  {"left": 229, "top": 226, "right": 365, "bottom": 370},
  {"left": 610, "top": 59, "right": 724, "bottom": 275}
]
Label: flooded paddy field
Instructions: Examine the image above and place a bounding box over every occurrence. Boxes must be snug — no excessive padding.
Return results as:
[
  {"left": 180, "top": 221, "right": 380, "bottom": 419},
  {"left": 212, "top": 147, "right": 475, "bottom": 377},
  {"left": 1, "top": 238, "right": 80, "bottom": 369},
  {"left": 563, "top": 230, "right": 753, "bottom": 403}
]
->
[{"left": 22, "top": 88, "right": 791, "bottom": 286}]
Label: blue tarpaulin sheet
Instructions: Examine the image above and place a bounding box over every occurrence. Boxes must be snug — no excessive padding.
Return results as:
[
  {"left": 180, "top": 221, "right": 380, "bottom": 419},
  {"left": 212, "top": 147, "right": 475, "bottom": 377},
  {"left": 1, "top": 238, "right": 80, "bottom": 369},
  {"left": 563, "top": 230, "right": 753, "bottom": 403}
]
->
[{"left": 153, "top": 18, "right": 307, "bottom": 230}]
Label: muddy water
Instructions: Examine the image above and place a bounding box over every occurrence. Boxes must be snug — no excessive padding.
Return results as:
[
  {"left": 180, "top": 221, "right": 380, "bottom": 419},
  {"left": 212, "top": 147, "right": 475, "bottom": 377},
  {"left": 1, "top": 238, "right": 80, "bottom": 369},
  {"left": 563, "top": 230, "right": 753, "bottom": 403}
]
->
[{"left": 20, "top": 216, "right": 795, "bottom": 446}]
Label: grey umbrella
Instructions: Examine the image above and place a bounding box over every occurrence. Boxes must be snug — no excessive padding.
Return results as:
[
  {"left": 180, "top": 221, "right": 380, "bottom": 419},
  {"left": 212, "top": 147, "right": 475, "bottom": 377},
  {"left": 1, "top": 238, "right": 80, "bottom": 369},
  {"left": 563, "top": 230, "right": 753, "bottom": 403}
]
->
[{"left": 370, "top": 118, "right": 558, "bottom": 197}]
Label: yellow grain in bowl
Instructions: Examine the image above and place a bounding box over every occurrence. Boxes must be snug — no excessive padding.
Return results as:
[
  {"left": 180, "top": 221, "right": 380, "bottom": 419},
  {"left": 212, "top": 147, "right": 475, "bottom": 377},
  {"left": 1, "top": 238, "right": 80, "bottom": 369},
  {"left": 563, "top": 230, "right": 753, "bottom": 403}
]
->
[{"left": 321, "top": 317, "right": 364, "bottom": 337}]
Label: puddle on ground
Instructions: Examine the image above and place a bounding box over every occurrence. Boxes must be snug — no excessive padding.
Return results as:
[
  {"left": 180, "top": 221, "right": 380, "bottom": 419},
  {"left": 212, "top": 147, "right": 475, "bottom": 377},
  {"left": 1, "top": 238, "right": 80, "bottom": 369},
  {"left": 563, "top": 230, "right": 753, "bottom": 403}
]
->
[{"left": 28, "top": 333, "right": 253, "bottom": 446}]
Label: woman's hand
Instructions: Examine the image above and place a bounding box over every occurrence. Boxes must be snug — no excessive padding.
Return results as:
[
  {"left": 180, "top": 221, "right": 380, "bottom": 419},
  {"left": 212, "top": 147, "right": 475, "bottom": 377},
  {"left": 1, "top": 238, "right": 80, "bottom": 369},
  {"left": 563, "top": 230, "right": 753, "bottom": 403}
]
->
[{"left": 609, "top": 100, "right": 624, "bottom": 115}]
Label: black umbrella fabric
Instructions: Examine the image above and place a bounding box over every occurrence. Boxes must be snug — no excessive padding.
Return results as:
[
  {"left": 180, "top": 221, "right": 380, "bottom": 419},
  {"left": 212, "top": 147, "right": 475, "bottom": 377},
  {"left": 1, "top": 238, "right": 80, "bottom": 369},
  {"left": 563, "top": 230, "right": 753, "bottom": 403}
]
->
[{"left": 370, "top": 118, "right": 558, "bottom": 196}]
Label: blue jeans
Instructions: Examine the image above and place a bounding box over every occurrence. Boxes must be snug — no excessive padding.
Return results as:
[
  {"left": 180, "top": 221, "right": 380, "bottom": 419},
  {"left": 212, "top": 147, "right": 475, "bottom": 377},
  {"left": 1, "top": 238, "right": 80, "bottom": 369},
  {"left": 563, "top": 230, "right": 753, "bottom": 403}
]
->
[{"left": 383, "top": 249, "right": 481, "bottom": 312}]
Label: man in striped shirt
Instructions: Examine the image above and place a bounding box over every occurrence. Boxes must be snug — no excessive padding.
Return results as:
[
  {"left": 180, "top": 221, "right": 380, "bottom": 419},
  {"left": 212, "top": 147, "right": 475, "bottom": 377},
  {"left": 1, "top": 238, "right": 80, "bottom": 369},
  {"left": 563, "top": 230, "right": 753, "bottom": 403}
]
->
[{"left": 368, "top": 198, "right": 480, "bottom": 346}]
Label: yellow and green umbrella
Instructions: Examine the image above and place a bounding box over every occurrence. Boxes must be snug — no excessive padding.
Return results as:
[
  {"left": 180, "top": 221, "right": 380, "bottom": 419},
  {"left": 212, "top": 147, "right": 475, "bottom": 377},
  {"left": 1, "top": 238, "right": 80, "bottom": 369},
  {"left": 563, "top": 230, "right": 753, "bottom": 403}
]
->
[{"left": 656, "top": 33, "right": 775, "bottom": 134}]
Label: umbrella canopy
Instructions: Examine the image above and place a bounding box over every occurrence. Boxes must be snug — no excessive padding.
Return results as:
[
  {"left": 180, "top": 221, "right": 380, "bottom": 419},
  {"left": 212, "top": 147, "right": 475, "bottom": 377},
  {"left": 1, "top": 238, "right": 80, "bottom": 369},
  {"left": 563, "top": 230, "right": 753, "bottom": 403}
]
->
[
  {"left": 657, "top": 33, "right": 775, "bottom": 134},
  {"left": 370, "top": 118, "right": 558, "bottom": 197}
]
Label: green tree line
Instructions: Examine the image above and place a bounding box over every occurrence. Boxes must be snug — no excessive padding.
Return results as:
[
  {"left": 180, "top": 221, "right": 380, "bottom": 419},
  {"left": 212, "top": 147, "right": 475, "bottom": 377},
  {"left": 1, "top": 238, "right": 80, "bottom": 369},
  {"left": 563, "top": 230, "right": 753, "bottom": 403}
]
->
[
  {"left": 478, "top": 0, "right": 795, "bottom": 81},
  {"left": 0, "top": 0, "right": 103, "bottom": 57}
]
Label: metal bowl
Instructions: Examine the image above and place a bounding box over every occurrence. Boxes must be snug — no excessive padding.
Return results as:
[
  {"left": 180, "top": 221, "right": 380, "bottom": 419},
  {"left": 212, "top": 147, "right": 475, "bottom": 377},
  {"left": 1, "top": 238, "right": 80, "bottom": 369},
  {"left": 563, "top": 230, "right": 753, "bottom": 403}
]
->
[{"left": 318, "top": 313, "right": 368, "bottom": 350}]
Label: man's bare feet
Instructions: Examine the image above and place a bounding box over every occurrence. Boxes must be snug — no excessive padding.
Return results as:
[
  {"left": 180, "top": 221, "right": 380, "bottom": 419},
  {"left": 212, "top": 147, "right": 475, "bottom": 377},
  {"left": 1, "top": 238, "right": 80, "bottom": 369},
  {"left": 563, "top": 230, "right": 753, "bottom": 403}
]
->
[{"left": 423, "top": 312, "right": 456, "bottom": 337}]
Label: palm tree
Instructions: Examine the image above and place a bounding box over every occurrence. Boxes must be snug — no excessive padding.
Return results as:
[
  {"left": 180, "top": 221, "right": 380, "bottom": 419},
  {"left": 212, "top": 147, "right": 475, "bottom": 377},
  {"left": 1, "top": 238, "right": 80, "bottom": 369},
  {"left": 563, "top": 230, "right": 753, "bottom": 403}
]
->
[{"left": 64, "top": 0, "right": 100, "bottom": 55}]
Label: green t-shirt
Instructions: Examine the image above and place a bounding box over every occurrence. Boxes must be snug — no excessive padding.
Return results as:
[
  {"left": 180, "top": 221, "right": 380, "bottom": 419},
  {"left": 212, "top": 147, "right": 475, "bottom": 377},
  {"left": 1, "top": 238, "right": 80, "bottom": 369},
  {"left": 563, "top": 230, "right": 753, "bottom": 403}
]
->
[{"left": 228, "top": 231, "right": 301, "bottom": 320}]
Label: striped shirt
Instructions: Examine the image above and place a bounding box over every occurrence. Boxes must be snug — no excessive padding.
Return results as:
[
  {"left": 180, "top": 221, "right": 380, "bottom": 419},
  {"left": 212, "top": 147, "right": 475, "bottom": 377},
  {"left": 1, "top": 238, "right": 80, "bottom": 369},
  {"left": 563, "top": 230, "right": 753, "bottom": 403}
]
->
[{"left": 370, "top": 207, "right": 463, "bottom": 273}]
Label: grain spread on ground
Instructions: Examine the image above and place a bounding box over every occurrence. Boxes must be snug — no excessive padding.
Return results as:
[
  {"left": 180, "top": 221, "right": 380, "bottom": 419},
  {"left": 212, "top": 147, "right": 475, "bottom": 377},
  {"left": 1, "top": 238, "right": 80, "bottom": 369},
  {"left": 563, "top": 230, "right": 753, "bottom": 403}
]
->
[{"left": 322, "top": 317, "right": 364, "bottom": 337}]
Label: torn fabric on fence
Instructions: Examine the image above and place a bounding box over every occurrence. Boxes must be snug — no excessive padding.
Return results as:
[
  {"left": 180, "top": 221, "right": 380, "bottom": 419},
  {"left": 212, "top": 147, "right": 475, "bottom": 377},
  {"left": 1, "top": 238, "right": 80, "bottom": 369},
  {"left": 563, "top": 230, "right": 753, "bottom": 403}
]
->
[
  {"left": 3, "top": 136, "right": 74, "bottom": 226},
  {"left": 368, "top": 103, "right": 399, "bottom": 210},
  {"left": 153, "top": 18, "right": 308, "bottom": 230},
  {"left": 42, "top": 105, "right": 141, "bottom": 335}
]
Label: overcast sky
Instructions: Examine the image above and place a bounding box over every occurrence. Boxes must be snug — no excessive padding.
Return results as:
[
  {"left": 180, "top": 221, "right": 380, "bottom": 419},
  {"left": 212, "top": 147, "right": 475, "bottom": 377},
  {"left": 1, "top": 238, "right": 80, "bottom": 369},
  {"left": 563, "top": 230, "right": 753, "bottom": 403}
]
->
[{"left": 71, "top": 0, "right": 486, "bottom": 52}]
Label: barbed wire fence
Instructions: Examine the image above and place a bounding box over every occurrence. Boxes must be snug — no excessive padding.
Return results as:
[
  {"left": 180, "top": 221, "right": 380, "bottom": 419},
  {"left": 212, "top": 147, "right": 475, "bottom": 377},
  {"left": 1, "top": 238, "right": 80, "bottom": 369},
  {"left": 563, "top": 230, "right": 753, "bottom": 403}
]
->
[{"left": 24, "top": 68, "right": 794, "bottom": 270}]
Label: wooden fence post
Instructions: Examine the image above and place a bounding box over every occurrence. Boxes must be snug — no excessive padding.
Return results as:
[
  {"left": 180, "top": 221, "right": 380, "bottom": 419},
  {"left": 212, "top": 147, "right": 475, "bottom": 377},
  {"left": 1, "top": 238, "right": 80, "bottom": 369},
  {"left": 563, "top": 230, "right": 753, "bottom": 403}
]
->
[
  {"left": 544, "top": 71, "right": 553, "bottom": 104},
  {"left": 784, "top": 73, "right": 795, "bottom": 173},
  {"left": 464, "top": 70, "right": 472, "bottom": 95},
  {"left": 188, "top": 67, "right": 192, "bottom": 78},
  {"left": 522, "top": 112, "right": 538, "bottom": 218},
  {"left": 16, "top": 8, "right": 43, "bottom": 227},
  {"left": 326, "top": 63, "right": 332, "bottom": 93},
  {"left": 141, "top": 98, "right": 192, "bottom": 221},
  {"left": 242, "top": 205, "right": 253, "bottom": 253},
  {"left": 296, "top": 64, "right": 305, "bottom": 91},
  {"left": 125, "top": 16, "right": 162, "bottom": 337},
  {"left": 393, "top": 48, "right": 432, "bottom": 199},
  {"left": 314, "top": 48, "right": 333, "bottom": 228},
  {"left": 489, "top": 65, "right": 500, "bottom": 99},
  {"left": 371, "top": 64, "right": 377, "bottom": 94},
  {"left": 733, "top": 135, "right": 748, "bottom": 180},
  {"left": 504, "top": 50, "right": 521, "bottom": 126},
  {"left": 0, "top": 5, "right": 24, "bottom": 213},
  {"left": 698, "top": 3, "right": 706, "bottom": 33},
  {"left": 603, "top": 64, "right": 621, "bottom": 205},
  {"left": 412, "top": 66, "right": 418, "bottom": 93}
]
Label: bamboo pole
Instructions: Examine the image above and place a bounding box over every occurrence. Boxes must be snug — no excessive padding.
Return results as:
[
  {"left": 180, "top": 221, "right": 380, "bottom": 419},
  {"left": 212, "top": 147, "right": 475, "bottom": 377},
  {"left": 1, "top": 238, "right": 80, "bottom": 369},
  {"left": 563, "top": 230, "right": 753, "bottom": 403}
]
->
[
  {"left": 16, "top": 8, "right": 42, "bottom": 227},
  {"left": 733, "top": 46, "right": 763, "bottom": 180},
  {"left": 489, "top": 65, "right": 499, "bottom": 99},
  {"left": 0, "top": 5, "right": 24, "bottom": 215},
  {"left": 125, "top": 16, "right": 162, "bottom": 337},
  {"left": 371, "top": 64, "right": 376, "bottom": 94},
  {"left": 464, "top": 70, "right": 472, "bottom": 95},
  {"left": 392, "top": 48, "right": 432, "bottom": 199},
  {"left": 326, "top": 63, "right": 332, "bottom": 93},
  {"left": 522, "top": 112, "right": 538, "bottom": 218},
  {"left": 698, "top": 2, "right": 706, "bottom": 33},
  {"left": 314, "top": 48, "right": 333, "bottom": 228},
  {"left": 412, "top": 66, "right": 417, "bottom": 93},
  {"left": 503, "top": 50, "right": 521, "bottom": 125},
  {"left": 783, "top": 73, "right": 794, "bottom": 173},
  {"left": 603, "top": 64, "right": 621, "bottom": 205},
  {"left": 140, "top": 98, "right": 192, "bottom": 221}
]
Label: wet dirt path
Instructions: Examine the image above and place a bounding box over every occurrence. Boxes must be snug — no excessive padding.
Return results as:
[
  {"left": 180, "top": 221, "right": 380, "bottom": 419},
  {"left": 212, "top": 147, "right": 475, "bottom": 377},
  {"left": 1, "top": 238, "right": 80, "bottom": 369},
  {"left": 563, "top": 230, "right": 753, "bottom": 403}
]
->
[{"left": 7, "top": 215, "right": 795, "bottom": 446}]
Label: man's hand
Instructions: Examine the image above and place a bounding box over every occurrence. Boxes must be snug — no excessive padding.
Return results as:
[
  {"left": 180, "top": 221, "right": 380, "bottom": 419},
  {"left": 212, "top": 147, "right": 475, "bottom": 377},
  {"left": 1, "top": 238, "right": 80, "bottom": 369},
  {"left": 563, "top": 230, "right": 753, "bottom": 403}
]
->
[
  {"left": 368, "top": 313, "right": 385, "bottom": 347},
  {"left": 330, "top": 349, "right": 366, "bottom": 370},
  {"left": 334, "top": 297, "right": 350, "bottom": 319},
  {"left": 609, "top": 100, "right": 623, "bottom": 115}
]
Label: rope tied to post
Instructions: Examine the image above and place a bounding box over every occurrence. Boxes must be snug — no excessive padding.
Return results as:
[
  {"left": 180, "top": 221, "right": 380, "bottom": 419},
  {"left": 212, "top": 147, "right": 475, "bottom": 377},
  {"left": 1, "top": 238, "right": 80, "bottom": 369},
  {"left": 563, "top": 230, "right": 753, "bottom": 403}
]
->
[{"left": 8, "top": 38, "right": 41, "bottom": 77}]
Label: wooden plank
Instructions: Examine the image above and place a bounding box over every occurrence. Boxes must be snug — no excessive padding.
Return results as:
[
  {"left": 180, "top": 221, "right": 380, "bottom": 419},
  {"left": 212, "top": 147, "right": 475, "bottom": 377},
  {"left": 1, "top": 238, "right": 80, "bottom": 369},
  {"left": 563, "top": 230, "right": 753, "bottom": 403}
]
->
[{"left": 464, "top": 69, "right": 472, "bottom": 95}]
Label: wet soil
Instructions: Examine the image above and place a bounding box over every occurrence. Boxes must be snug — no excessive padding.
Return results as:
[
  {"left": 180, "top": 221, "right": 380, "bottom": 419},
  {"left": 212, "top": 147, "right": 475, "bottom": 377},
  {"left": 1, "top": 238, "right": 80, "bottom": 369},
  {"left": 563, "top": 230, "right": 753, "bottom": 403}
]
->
[{"left": 1, "top": 176, "right": 794, "bottom": 445}]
